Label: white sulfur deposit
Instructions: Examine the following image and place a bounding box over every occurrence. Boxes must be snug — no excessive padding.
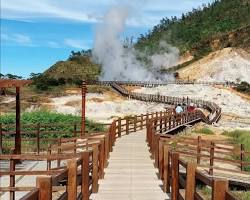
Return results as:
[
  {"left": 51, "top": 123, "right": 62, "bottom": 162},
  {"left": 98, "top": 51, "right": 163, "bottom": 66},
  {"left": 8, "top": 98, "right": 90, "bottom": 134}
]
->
[
  {"left": 178, "top": 48, "right": 250, "bottom": 83},
  {"left": 134, "top": 84, "right": 250, "bottom": 129},
  {"left": 50, "top": 93, "right": 166, "bottom": 123}
]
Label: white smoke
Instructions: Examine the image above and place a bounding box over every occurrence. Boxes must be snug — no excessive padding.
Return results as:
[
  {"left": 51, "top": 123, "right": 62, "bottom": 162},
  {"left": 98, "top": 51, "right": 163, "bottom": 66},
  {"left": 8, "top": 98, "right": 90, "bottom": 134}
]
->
[
  {"left": 150, "top": 41, "right": 180, "bottom": 70},
  {"left": 92, "top": 6, "right": 179, "bottom": 81}
]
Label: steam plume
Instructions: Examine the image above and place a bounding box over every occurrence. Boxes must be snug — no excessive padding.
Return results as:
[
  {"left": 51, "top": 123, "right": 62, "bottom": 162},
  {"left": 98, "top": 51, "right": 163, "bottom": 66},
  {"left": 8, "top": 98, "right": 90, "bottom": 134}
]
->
[{"left": 92, "top": 6, "right": 179, "bottom": 81}]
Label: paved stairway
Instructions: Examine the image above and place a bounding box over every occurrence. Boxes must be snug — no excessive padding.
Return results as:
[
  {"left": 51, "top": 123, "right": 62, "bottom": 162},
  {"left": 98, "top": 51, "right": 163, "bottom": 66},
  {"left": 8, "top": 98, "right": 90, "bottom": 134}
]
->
[{"left": 91, "top": 129, "right": 170, "bottom": 200}]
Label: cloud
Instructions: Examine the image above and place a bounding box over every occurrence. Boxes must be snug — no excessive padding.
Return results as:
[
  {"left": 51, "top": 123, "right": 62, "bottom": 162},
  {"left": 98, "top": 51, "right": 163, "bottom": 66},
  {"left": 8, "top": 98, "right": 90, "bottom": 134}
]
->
[
  {"left": 1, "top": 33, "right": 32, "bottom": 45},
  {"left": 1, "top": 0, "right": 215, "bottom": 27},
  {"left": 47, "top": 41, "right": 60, "bottom": 48},
  {"left": 64, "top": 39, "right": 90, "bottom": 49}
]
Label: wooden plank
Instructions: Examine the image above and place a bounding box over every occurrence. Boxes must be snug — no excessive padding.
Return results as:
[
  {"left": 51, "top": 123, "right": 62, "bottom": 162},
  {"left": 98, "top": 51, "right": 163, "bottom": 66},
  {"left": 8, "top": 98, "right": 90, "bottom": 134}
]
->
[
  {"left": 81, "top": 152, "right": 90, "bottom": 200},
  {"left": 171, "top": 152, "right": 179, "bottom": 200},
  {"left": 212, "top": 179, "right": 228, "bottom": 200},
  {"left": 19, "top": 189, "right": 39, "bottom": 200},
  {"left": 185, "top": 162, "right": 196, "bottom": 200},
  {"left": 36, "top": 176, "right": 52, "bottom": 200},
  {"left": 92, "top": 145, "right": 99, "bottom": 193},
  {"left": 67, "top": 159, "right": 77, "bottom": 200}
]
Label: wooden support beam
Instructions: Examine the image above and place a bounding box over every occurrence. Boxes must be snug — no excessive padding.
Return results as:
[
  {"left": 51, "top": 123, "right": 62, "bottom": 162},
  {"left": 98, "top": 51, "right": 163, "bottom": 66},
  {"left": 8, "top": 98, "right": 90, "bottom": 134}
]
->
[
  {"left": 15, "top": 87, "right": 21, "bottom": 155},
  {"left": 212, "top": 179, "right": 228, "bottom": 200},
  {"left": 185, "top": 162, "right": 196, "bottom": 200},
  {"left": 36, "top": 176, "right": 52, "bottom": 200},
  {"left": 171, "top": 152, "right": 179, "bottom": 200},
  {"left": 67, "top": 159, "right": 77, "bottom": 200}
]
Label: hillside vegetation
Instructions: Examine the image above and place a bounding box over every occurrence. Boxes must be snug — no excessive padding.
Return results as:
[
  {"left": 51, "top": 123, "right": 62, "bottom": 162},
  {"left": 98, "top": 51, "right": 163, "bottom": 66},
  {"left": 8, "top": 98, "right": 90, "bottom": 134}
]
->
[
  {"left": 44, "top": 50, "right": 101, "bottom": 81},
  {"left": 135, "top": 0, "right": 250, "bottom": 64},
  {"left": 38, "top": 0, "right": 250, "bottom": 84}
]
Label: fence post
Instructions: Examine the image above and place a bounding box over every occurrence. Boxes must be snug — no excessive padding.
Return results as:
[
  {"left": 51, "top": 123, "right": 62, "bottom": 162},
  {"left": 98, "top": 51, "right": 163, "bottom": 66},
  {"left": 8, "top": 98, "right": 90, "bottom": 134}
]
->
[
  {"left": 197, "top": 136, "right": 201, "bottom": 164},
  {"left": 209, "top": 142, "right": 215, "bottom": 175},
  {"left": 10, "top": 158, "right": 15, "bottom": 200},
  {"left": 185, "top": 162, "right": 197, "bottom": 200},
  {"left": 99, "top": 140, "right": 105, "bottom": 179},
  {"left": 37, "top": 123, "right": 40, "bottom": 154},
  {"left": 126, "top": 117, "right": 129, "bottom": 135},
  {"left": 240, "top": 144, "right": 245, "bottom": 171},
  {"left": 92, "top": 145, "right": 99, "bottom": 193},
  {"left": 0, "top": 123, "right": 2, "bottom": 154},
  {"left": 212, "top": 179, "right": 228, "bottom": 200},
  {"left": 57, "top": 138, "right": 62, "bottom": 167},
  {"left": 67, "top": 159, "right": 77, "bottom": 200},
  {"left": 163, "top": 145, "right": 170, "bottom": 193},
  {"left": 140, "top": 114, "right": 143, "bottom": 129},
  {"left": 82, "top": 152, "right": 90, "bottom": 200},
  {"left": 160, "top": 112, "right": 163, "bottom": 133},
  {"left": 134, "top": 115, "right": 137, "bottom": 132},
  {"left": 47, "top": 144, "right": 51, "bottom": 170},
  {"left": 171, "top": 152, "right": 179, "bottom": 200},
  {"left": 36, "top": 176, "right": 52, "bottom": 200},
  {"left": 118, "top": 118, "right": 121, "bottom": 137}
]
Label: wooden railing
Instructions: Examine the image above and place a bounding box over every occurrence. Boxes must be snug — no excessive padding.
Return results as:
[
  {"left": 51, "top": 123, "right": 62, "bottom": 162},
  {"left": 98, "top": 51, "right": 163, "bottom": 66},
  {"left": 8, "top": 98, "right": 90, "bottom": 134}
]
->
[
  {"left": 147, "top": 117, "right": 250, "bottom": 177},
  {"left": 0, "top": 122, "right": 110, "bottom": 154},
  {"left": 166, "top": 151, "right": 240, "bottom": 200},
  {"left": 0, "top": 132, "right": 107, "bottom": 200},
  {"left": 0, "top": 110, "right": 167, "bottom": 200},
  {"left": 108, "top": 82, "right": 221, "bottom": 124},
  {"left": 87, "top": 80, "right": 234, "bottom": 87}
]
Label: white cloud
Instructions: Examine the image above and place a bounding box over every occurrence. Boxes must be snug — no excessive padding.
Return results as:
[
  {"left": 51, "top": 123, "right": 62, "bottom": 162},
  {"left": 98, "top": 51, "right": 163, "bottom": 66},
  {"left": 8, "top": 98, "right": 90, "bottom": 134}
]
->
[
  {"left": 64, "top": 39, "right": 90, "bottom": 49},
  {"left": 1, "top": 33, "right": 32, "bottom": 45},
  {"left": 1, "top": 0, "right": 214, "bottom": 27},
  {"left": 47, "top": 41, "right": 60, "bottom": 48}
]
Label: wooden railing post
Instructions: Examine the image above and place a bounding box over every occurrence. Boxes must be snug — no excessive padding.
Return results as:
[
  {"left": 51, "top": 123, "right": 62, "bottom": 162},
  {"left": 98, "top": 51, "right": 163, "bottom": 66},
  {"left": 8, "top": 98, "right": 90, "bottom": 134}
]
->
[
  {"left": 134, "top": 115, "right": 137, "bottom": 132},
  {"left": 82, "top": 151, "right": 90, "bottom": 200},
  {"left": 240, "top": 144, "right": 245, "bottom": 171},
  {"left": 67, "top": 159, "right": 77, "bottom": 200},
  {"left": 140, "top": 114, "right": 143, "bottom": 129},
  {"left": 37, "top": 123, "right": 40, "bottom": 154},
  {"left": 163, "top": 145, "right": 170, "bottom": 193},
  {"left": 47, "top": 144, "right": 51, "bottom": 170},
  {"left": 212, "top": 179, "right": 228, "bottom": 200},
  {"left": 185, "top": 162, "right": 197, "bottom": 200},
  {"left": 92, "top": 145, "right": 99, "bottom": 193},
  {"left": 99, "top": 140, "right": 105, "bottom": 178},
  {"left": 0, "top": 123, "right": 2, "bottom": 154},
  {"left": 171, "top": 152, "right": 179, "bottom": 200},
  {"left": 126, "top": 117, "right": 129, "bottom": 135},
  {"left": 57, "top": 138, "right": 62, "bottom": 167},
  {"left": 209, "top": 142, "right": 215, "bottom": 175},
  {"left": 197, "top": 136, "right": 201, "bottom": 164},
  {"left": 118, "top": 118, "right": 121, "bottom": 137},
  {"left": 36, "top": 176, "right": 52, "bottom": 200},
  {"left": 10, "top": 158, "right": 15, "bottom": 200}
]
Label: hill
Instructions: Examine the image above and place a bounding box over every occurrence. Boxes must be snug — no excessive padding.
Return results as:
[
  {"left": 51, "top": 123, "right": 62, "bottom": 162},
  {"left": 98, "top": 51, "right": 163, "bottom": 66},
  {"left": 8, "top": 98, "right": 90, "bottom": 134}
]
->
[
  {"left": 43, "top": 50, "right": 101, "bottom": 81},
  {"left": 135, "top": 0, "right": 250, "bottom": 65}
]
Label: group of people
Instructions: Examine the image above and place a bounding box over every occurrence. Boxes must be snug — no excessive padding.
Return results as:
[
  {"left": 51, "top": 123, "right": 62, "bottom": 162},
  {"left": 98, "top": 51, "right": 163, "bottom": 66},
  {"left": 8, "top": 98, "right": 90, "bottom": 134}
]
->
[{"left": 175, "top": 102, "right": 196, "bottom": 114}]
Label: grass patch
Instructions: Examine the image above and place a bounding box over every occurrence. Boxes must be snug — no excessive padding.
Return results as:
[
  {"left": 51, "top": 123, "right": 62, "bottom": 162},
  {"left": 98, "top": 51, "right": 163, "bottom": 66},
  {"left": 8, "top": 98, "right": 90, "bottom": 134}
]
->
[
  {"left": 223, "top": 130, "right": 250, "bottom": 171},
  {"left": 0, "top": 110, "right": 105, "bottom": 135},
  {"left": 194, "top": 127, "right": 214, "bottom": 135},
  {"left": 1, "top": 111, "right": 106, "bottom": 153},
  {"left": 232, "top": 191, "right": 250, "bottom": 200}
]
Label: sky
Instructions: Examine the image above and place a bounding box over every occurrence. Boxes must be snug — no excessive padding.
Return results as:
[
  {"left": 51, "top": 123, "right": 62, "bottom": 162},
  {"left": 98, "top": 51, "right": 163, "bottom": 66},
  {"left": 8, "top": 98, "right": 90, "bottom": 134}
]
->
[{"left": 0, "top": 0, "right": 214, "bottom": 78}]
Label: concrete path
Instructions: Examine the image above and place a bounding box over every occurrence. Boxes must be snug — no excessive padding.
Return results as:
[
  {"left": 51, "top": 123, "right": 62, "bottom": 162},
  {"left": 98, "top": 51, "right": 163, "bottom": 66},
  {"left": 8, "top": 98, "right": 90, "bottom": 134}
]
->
[{"left": 91, "top": 130, "right": 170, "bottom": 200}]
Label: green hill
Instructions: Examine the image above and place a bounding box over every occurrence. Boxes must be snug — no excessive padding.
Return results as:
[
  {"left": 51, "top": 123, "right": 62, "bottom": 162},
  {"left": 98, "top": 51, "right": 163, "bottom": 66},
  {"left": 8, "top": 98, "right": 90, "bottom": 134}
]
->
[
  {"left": 135, "top": 0, "right": 250, "bottom": 64},
  {"left": 43, "top": 50, "right": 101, "bottom": 81}
]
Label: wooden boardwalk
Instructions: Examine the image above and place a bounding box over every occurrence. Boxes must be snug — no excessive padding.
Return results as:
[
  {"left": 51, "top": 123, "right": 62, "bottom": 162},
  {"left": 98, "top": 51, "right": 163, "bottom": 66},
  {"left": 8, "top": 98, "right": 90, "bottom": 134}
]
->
[{"left": 91, "top": 130, "right": 170, "bottom": 200}]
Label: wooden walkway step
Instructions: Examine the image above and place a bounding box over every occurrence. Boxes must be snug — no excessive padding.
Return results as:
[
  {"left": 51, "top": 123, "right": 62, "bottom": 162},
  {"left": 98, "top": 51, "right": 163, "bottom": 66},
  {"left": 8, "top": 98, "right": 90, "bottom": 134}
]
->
[{"left": 91, "top": 130, "right": 170, "bottom": 200}]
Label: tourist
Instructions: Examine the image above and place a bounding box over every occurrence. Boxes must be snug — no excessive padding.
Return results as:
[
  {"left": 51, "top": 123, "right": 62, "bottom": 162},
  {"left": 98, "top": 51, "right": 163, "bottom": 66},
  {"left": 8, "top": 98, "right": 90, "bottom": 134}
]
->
[{"left": 175, "top": 104, "right": 184, "bottom": 113}]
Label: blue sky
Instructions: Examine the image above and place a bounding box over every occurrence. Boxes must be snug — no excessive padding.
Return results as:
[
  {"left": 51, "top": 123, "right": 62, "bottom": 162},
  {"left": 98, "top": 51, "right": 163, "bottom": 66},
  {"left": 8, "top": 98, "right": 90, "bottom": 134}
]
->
[{"left": 1, "top": 0, "right": 214, "bottom": 78}]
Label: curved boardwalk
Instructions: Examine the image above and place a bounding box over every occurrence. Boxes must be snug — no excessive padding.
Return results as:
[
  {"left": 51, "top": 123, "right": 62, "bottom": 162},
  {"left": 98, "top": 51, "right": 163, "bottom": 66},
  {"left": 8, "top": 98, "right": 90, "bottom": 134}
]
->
[{"left": 91, "top": 129, "right": 170, "bottom": 200}]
